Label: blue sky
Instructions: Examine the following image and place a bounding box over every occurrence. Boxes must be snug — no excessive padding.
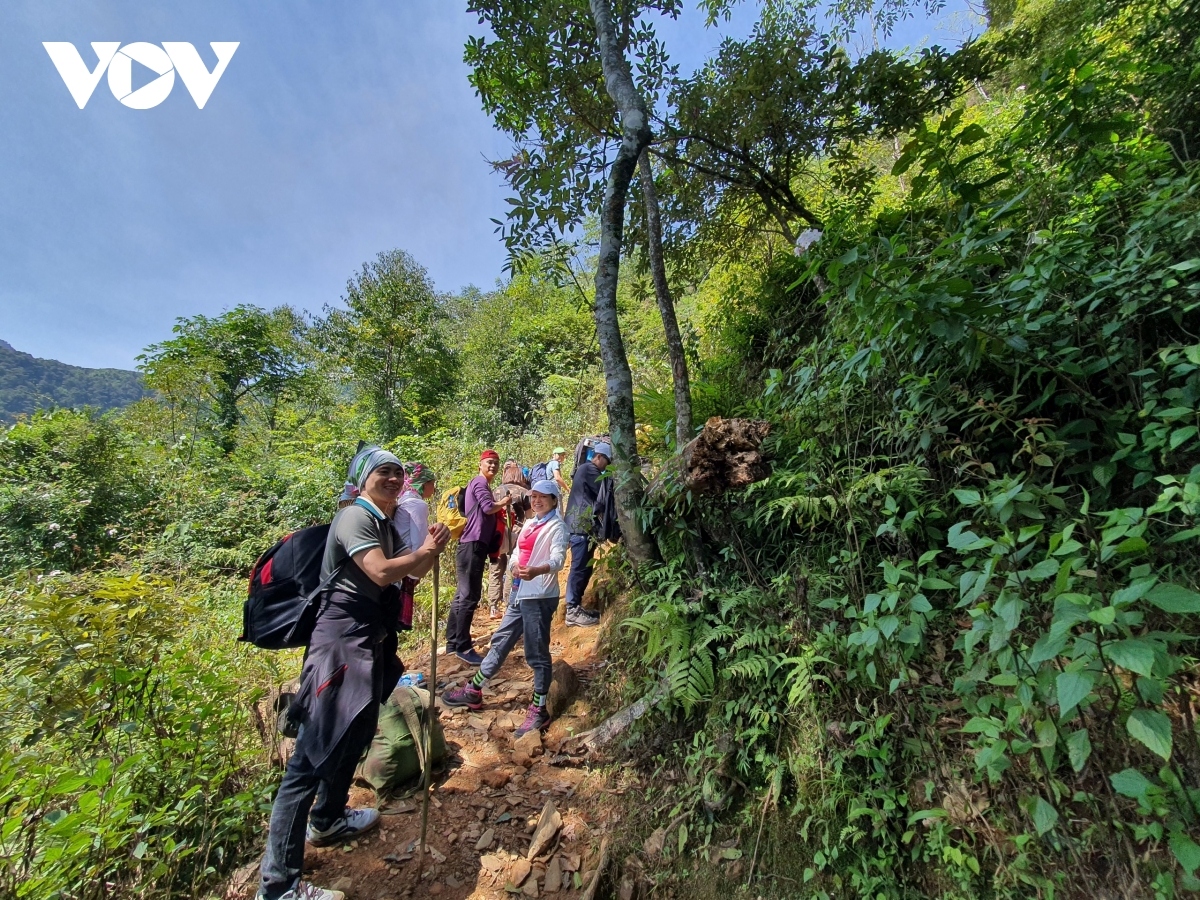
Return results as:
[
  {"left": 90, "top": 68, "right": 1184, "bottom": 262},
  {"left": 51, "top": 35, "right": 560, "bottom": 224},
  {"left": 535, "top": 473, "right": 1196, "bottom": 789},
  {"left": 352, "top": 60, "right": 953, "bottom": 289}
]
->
[{"left": 0, "top": 1, "right": 980, "bottom": 370}]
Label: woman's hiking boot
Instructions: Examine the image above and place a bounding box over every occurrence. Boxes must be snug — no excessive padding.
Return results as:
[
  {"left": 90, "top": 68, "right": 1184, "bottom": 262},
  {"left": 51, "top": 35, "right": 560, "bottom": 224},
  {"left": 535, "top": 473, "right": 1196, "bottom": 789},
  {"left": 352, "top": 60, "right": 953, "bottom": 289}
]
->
[
  {"left": 514, "top": 704, "right": 551, "bottom": 738},
  {"left": 305, "top": 807, "right": 380, "bottom": 847},
  {"left": 442, "top": 683, "right": 483, "bottom": 710}
]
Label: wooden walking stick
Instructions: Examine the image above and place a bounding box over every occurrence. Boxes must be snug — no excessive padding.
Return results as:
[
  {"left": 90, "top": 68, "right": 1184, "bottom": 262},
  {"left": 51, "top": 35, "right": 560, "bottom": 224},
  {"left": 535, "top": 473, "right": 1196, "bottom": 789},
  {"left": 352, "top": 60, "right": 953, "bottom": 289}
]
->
[{"left": 418, "top": 554, "right": 439, "bottom": 873}]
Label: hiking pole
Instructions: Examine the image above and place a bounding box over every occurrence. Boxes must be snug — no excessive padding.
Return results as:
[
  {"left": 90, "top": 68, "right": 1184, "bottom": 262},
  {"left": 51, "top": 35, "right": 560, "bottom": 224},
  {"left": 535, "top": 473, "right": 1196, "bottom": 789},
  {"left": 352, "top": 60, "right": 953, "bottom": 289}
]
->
[{"left": 418, "top": 554, "right": 439, "bottom": 873}]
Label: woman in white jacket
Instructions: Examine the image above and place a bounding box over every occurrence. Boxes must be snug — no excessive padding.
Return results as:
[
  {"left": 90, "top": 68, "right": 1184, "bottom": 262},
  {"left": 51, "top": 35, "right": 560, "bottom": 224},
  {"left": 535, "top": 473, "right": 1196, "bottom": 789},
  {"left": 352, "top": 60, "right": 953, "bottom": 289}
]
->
[{"left": 442, "top": 479, "right": 568, "bottom": 737}]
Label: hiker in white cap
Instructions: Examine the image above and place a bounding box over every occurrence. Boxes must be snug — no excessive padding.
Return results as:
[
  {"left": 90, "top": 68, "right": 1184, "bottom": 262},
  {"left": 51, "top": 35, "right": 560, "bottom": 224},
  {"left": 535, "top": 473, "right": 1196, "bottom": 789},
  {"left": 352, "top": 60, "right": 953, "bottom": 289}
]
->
[{"left": 442, "top": 479, "right": 568, "bottom": 738}]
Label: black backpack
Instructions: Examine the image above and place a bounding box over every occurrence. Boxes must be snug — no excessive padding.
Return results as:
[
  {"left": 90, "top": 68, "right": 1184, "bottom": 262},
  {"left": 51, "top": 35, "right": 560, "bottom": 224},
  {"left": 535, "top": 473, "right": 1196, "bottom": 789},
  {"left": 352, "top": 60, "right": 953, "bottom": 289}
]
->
[
  {"left": 595, "top": 475, "right": 622, "bottom": 543},
  {"left": 529, "top": 460, "right": 549, "bottom": 483},
  {"left": 240, "top": 524, "right": 344, "bottom": 650}
]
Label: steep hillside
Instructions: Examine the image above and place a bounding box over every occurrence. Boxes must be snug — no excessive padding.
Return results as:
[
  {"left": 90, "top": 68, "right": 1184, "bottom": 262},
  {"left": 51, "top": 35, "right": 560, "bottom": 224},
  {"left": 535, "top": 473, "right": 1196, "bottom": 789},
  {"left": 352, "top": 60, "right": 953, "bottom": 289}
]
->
[{"left": 0, "top": 341, "right": 147, "bottom": 421}]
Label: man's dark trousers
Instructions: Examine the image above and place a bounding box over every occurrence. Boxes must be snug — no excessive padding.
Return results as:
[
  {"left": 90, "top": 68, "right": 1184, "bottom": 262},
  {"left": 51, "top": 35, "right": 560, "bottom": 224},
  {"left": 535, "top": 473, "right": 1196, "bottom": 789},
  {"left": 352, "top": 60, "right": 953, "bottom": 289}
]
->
[
  {"left": 259, "top": 705, "right": 378, "bottom": 899},
  {"left": 445, "top": 539, "right": 489, "bottom": 652},
  {"left": 565, "top": 534, "right": 595, "bottom": 609}
]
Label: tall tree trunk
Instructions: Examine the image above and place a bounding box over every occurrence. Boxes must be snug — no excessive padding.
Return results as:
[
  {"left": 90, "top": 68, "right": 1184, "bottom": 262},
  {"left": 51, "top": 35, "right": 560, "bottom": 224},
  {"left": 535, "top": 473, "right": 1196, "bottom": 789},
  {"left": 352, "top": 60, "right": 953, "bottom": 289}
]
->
[
  {"left": 637, "top": 149, "right": 693, "bottom": 451},
  {"left": 587, "top": 0, "right": 658, "bottom": 567}
]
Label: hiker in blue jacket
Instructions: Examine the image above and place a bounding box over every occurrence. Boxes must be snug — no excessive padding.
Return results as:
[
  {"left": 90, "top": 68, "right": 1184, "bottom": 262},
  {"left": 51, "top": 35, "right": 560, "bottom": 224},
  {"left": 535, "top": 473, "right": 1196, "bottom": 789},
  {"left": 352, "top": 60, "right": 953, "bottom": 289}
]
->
[{"left": 258, "top": 448, "right": 450, "bottom": 900}]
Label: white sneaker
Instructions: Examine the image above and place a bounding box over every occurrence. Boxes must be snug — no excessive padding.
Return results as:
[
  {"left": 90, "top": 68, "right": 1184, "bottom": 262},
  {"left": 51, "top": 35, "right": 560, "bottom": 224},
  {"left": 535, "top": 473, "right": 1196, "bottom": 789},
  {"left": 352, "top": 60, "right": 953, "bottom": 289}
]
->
[
  {"left": 260, "top": 883, "right": 345, "bottom": 900},
  {"left": 305, "top": 806, "right": 380, "bottom": 847},
  {"left": 565, "top": 606, "right": 600, "bottom": 627}
]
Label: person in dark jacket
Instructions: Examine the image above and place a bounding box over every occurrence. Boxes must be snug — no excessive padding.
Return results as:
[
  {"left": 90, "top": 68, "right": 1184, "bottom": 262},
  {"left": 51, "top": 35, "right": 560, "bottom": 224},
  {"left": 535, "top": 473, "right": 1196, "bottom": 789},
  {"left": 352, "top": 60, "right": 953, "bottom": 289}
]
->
[
  {"left": 562, "top": 440, "right": 611, "bottom": 627},
  {"left": 444, "top": 449, "right": 511, "bottom": 665},
  {"left": 258, "top": 448, "right": 450, "bottom": 900}
]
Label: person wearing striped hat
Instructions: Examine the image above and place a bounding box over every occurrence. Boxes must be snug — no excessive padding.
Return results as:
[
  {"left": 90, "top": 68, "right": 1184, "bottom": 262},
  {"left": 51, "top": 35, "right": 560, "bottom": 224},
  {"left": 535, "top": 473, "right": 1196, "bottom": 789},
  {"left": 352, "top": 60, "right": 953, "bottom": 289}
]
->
[
  {"left": 259, "top": 447, "right": 449, "bottom": 900},
  {"left": 393, "top": 462, "right": 437, "bottom": 560}
]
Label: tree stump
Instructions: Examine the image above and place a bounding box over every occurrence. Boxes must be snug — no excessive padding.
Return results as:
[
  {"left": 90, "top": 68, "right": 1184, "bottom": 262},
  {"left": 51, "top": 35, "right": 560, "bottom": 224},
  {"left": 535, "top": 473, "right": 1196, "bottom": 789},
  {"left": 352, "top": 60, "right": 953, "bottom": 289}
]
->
[{"left": 649, "top": 417, "right": 772, "bottom": 499}]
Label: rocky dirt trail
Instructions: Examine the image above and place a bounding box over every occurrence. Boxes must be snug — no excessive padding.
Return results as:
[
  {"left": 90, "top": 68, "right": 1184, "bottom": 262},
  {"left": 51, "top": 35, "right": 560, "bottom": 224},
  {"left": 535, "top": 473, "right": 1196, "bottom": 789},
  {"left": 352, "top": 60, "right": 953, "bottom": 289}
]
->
[{"left": 232, "top": 583, "right": 618, "bottom": 900}]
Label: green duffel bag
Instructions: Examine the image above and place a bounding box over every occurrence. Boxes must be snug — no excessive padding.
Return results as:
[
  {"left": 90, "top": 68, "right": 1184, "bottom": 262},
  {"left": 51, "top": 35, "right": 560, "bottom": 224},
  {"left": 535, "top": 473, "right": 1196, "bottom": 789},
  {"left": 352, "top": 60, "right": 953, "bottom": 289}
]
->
[{"left": 358, "top": 686, "right": 447, "bottom": 804}]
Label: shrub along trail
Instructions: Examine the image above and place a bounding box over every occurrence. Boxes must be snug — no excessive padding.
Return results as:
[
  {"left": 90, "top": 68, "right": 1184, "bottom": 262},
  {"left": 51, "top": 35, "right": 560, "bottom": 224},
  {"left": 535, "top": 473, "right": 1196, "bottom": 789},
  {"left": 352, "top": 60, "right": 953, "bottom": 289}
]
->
[{"left": 230, "top": 582, "right": 617, "bottom": 900}]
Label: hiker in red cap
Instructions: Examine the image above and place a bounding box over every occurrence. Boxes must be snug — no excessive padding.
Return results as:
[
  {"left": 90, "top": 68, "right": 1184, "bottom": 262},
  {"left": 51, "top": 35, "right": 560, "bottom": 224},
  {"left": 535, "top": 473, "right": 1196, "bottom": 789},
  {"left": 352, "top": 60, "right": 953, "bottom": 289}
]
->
[{"left": 444, "top": 449, "right": 511, "bottom": 664}]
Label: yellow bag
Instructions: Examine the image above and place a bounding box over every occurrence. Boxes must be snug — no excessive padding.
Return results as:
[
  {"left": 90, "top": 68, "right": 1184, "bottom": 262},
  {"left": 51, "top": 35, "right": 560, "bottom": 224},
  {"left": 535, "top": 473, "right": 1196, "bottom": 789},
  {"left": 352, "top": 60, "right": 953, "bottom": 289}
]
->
[{"left": 439, "top": 486, "right": 468, "bottom": 540}]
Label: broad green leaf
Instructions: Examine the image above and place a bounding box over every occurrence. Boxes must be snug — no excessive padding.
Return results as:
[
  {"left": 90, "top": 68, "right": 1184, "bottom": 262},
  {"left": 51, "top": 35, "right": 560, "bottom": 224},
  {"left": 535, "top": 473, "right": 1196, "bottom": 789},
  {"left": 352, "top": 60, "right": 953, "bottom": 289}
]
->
[
  {"left": 1032, "top": 797, "right": 1058, "bottom": 836},
  {"left": 1169, "top": 426, "right": 1197, "bottom": 450},
  {"left": 1024, "top": 558, "right": 1059, "bottom": 580},
  {"left": 1028, "top": 630, "right": 1069, "bottom": 665},
  {"left": 953, "top": 489, "right": 981, "bottom": 506},
  {"left": 882, "top": 560, "right": 906, "bottom": 584},
  {"left": 1034, "top": 718, "right": 1056, "bottom": 748},
  {"left": 962, "top": 717, "right": 1002, "bottom": 737},
  {"left": 1138, "top": 676, "right": 1165, "bottom": 706},
  {"left": 1126, "top": 708, "right": 1172, "bottom": 760},
  {"left": 948, "top": 521, "right": 982, "bottom": 550},
  {"left": 1065, "top": 728, "right": 1092, "bottom": 772},
  {"left": 1157, "top": 407, "right": 1196, "bottom": 420},
  {"left": 1088, "top": 606, "right": 1116, "bottom": 625},
  {"left": 1056, "top": 671, "right": 1094, "bottom": 717},
  {"left": 1104, "top": 639, "right": 1156, "bottom": 677},
  {"left": 920, "top": 577, "right": 956, "bottom": 590},
  {"left": 1145, "top": 583, "right": 1200, "bottom": 614},
  {"left": 994, "top": 592, "right": 1022, "bottom": 630},
  {"left": 1110, "top": 768, "right": 1152, "bottom": 799},
  {"left": 1018, "top": 524, "right": 1044, "bottom": 543},
  {"left": 908, "top": 808, "right": 948, "bottom": 824},
  {"left": 959, "top": 123, "right": 988, "bottom": 144},
  {"left": 1058, "top": 592, "right": 1094, "bottom": 606},
  {"left": 1115, "top": 537, "right": 1148, "bottom": 554},
  {"left": 1170, "top": 833, "right": 1200, "bottom": 875},
  {"left": 1113, "top": 577, "right": 1156, "bottom": 606}
]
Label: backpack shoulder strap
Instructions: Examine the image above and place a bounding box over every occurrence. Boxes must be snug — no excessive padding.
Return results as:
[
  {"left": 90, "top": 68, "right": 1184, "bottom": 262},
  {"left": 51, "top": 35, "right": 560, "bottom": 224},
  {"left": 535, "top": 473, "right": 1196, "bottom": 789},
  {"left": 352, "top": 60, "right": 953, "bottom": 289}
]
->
[{"left": 393, "top": 687, "right": 428, "bottom": 778}]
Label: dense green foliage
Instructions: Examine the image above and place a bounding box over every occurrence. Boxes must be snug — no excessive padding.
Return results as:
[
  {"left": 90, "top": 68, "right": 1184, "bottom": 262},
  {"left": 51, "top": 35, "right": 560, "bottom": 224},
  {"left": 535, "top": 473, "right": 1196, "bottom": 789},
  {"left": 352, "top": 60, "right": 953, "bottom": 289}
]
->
[
  {"left": 0, "top": 574, "right": 278, "bottom": 899},
  {"left": 616, "top": 0, "right": 1200, "bottom": 896},
  {"left": 0, "top": 341, "right": 146, "bottom": 423},
  {"left": 4, "top": 0, "right": 1200, "bottom": 897}
]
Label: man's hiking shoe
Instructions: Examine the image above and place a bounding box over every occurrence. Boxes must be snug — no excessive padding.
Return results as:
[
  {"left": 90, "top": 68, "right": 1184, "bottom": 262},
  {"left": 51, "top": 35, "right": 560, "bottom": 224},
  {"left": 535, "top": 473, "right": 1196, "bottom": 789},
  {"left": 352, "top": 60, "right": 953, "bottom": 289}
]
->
[
  {"left": 455, "top": 648, "right": 485, "bottom": 666},
  {"left": 514, "top": 704, "right": 551, "bottom": 738},
  {"left": 442, "top": 683, "right": 483, "bottom": 710},
  {"left": 565, "top": 606, "right": 600, "bottom": 627},
  {"left": 260, "top": 884, "right": 345, "bottom": 900},
  {"left": 305, "top": 807, "right": 380, "bottom": 847}
]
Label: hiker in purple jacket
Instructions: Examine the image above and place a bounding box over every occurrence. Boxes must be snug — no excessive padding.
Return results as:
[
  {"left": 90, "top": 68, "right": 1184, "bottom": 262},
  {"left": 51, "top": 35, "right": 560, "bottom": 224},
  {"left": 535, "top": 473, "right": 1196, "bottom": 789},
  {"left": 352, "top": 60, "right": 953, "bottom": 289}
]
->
[{"left": 443, "top": 448, "right": 511, "bottom": 665}]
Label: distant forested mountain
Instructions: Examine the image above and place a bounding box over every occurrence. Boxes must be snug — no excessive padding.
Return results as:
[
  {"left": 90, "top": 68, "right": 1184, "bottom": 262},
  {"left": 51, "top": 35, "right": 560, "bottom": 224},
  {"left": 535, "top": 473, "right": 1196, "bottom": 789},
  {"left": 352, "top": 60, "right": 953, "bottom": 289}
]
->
[{"left": 0, "top": 341, "right": 147, "bottom": 421}]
